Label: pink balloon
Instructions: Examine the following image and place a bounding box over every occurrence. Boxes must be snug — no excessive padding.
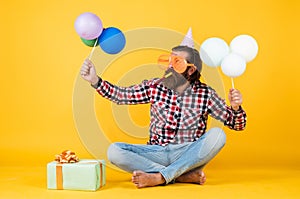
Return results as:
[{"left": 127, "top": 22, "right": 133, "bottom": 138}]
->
[{"left": 74, "top": 12, "right": 103, "bottom": 40}]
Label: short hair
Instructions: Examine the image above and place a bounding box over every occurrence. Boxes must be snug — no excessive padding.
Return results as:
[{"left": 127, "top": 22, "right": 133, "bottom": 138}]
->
[{"left": 172, "top": 45, "right": 202, "bottom": 82}]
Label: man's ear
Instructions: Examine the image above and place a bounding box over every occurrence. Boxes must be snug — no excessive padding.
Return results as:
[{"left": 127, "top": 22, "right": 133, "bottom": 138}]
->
[{"left": 188, "top": 66, "right": 196, "bottom": 75}]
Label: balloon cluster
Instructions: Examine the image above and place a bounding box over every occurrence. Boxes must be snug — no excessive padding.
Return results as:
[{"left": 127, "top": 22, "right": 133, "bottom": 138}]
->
[
  {"left": 200, "top": 35, "right": 258, "bottom": 87},
  {"left": 74, "top": 12, "right": 126, "bottom": 54}
]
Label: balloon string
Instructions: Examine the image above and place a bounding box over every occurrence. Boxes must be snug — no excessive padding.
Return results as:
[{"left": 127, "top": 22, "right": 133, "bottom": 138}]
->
[
  {"left": 231, "top": 77, "right": 235, "bottom": 89},
  {"left": 88, "top": 37, "right": 98, "bottom": 60}
]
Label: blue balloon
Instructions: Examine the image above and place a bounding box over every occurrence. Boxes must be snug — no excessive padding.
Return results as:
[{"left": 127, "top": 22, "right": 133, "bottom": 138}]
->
[{"left": 99, "top": 27, "right": 126, "bottom": 54}]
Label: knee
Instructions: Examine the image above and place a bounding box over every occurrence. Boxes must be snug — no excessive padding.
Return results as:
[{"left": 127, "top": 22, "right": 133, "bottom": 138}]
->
[
  {"left": 206, "top": 127, "right": 226, "bottom": 147},
  {"left": 107, "top": 143, "right": 123, "bottom": 164}
]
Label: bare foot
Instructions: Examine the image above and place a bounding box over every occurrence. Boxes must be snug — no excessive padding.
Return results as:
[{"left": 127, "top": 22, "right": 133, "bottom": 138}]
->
[
  {"left": 131, "top": 170, "right": 166, "bottom": 188},
  {"left": 175, "top": 168, "right": 206, "bottom": 185}
]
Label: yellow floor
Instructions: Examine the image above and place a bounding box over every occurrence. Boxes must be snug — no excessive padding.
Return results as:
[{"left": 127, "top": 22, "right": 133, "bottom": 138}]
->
[{"left": 0, "top": 167, "right": 299, "bottom": 199}]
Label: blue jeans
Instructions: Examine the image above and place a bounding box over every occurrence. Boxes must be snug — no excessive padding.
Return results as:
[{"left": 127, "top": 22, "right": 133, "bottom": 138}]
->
[{"left": 107, "top": 127, "right": 226, "bottom": 184}]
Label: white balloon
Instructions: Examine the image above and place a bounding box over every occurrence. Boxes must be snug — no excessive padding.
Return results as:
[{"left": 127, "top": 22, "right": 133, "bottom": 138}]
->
[
  {"left": 200, "top": 37, "right": 229, "bottom": 67},
  {"left": 221, "top": 53, "right": 246, "bottom": 77},
  {"left": 230, "top": 34, "right": 258, "bottom": 62}
]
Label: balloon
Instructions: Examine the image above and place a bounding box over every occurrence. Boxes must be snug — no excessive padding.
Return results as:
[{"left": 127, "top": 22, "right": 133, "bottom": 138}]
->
[
  {"left": 230, "top": 34, "right": 258, "bottom": 62},
  {"left": 221, "top": 53, "right": 246, "bottom": 77},
  {"left": 200, "top": 37, "right": 229, "bottom": 67},
  {"left": 74, "top": 12, "right": 103, "bottom": 40},
  {"left": 80, "top": 37, "right": 99, "bottom": 47},
  {"left": 99, "top": 27, "right": 126, "bottom": 54}
]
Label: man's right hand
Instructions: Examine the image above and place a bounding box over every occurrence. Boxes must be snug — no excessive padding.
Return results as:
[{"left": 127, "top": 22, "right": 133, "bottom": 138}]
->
[{"left": 80, "top": 59, "right": 99, "bottom": 85}]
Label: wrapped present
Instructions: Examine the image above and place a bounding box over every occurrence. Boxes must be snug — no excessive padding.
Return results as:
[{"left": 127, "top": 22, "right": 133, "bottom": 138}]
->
[{"left": 47, "top": 151, "right": 105, "bottom": 191}]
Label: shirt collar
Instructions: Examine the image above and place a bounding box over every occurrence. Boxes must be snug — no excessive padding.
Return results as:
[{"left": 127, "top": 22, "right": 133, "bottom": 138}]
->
[
  {"left": 155, "top": 79, "right": 201, "bottom": 95},
  {"left": 189, "top": 80, "right": 201, "bottom": 94},
  {"left": 179, "top": 80, "right": 200, "bottom": 95}
]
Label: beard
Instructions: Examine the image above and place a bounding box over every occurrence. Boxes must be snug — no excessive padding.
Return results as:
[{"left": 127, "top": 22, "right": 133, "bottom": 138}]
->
[{"left": 161, "top": 68, "right": 190, "bottom": 91}]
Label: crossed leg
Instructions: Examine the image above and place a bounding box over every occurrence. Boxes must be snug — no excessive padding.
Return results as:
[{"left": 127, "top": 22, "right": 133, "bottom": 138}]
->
[{"left": 108, "top": 128, "right": 225, "bottom": 188}]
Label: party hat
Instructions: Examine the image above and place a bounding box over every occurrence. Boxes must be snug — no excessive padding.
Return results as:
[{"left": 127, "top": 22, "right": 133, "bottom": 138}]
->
[{"left": 180, "top": 27, "right": 194, "bottom": 48}]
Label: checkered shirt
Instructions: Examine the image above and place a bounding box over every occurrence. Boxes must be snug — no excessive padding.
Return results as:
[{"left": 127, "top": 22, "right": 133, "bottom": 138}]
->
[{"left": 95, "top": 78, "right": 247, "bottom": 146}]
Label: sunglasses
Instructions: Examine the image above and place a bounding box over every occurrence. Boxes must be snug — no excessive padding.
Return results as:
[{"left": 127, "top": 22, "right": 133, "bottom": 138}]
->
[{"left": 157, "top": 54, "right": 196, "bottom": 73}]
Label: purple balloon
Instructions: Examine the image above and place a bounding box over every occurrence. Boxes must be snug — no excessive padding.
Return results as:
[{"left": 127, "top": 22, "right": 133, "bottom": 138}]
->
[{"left": 74, "top": 12, "right": 103, "bottom": 40}]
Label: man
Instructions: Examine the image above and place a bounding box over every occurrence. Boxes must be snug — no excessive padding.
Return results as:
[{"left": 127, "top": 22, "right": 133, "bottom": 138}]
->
[{"left": 80, "top": 45, "right": 246, "bottom": 188}]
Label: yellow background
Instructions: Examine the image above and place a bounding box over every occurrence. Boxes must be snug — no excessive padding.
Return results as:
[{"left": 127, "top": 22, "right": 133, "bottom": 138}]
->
[{"left": 0, "top": 0, "right": 299, "bottom": 172}]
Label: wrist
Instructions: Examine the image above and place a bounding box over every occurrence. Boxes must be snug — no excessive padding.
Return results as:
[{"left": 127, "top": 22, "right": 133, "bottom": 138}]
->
[
  {"left": 91, "top": 76, "right": 100, "bottom": 89},
  {"left": 91, "top": 76, "right": 99, "bottom": 86},
  {"left": 231, "top": 105, "right": 241, "bottom": 112}
]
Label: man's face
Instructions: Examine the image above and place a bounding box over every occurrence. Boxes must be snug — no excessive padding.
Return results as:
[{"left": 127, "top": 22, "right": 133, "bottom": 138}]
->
[{"left": 162, "top": 50, "right": 190, "bottom": 90}]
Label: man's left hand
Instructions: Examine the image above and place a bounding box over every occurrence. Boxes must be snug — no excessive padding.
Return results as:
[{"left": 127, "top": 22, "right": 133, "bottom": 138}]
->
[{"left": 228, "top": 89, "right": 243, "bottom": 111}]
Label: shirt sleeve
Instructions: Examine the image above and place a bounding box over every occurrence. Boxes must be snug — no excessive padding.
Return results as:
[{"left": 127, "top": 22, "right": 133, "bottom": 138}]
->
[
  {"left": 207, "top": 88, "right": 247, "bottom": 131},
  {"left": 94, "top": 77, "right": 152, "bottom": 105}
]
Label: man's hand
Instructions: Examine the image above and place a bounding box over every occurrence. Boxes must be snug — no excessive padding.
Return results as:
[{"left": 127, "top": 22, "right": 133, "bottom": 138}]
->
[
  {"left": 228, "top": 88, "right": 243, "bottom": 111},
  {"left": 80, "top": 59, "right": 99, "bottom": 85}
]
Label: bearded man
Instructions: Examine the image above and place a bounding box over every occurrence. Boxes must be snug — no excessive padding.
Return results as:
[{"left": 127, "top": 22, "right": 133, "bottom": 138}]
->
[{"left": 80, "top": 45, "right": 246, "bottom": 188}]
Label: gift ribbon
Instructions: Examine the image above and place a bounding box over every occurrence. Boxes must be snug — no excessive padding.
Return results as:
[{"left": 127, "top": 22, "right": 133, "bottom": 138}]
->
[
  {"left": 55, "top": 161, "right": 103, "bottom": 190},
  {"left": 99, "top": 162, "right": 103, "bottom": 188},
  {"left": 55, "top": 150, "right": 79, "bottom": 164},
  {"left": 56, "top": 165, "right": 63, "bottom": 190}
]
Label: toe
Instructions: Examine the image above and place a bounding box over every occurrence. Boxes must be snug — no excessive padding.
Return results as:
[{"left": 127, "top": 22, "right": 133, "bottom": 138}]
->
[{"left": 199, "top": 171, "right": 206, "bottom": 185}]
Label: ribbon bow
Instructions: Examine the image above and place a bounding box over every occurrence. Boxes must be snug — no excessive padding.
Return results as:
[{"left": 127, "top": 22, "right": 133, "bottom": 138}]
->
[{"left": 55, "top": 150, "right": 79, "bottom": 163}]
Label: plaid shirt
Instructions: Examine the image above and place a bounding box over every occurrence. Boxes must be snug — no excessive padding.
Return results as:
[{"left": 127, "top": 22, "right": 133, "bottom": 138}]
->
[{"left": 94, "top": 78, "right": 247, "bottom": 146}]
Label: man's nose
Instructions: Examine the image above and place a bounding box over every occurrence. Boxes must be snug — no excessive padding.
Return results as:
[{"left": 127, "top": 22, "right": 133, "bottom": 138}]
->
[{"left": 168, "top": 64, "right": 174, "bottom": 69}]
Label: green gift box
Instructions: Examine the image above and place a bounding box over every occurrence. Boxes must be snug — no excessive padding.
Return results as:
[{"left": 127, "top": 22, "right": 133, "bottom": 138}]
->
[{"left": 47, "top": 159, "right": 106, "bottom": 191}]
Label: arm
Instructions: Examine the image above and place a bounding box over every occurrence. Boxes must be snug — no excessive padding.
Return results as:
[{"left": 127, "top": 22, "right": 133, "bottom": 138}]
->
[
  {"left": 80, "top": 59, "right": 151, "bottom": 105},
  {"left": 207, "top": 88, "right": 247, "bottom": 131}
]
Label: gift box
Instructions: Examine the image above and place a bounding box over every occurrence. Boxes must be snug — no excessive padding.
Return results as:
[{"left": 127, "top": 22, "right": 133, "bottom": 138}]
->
[{"left": 47, "top": 159, "right": 106, "bottom": 191}]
